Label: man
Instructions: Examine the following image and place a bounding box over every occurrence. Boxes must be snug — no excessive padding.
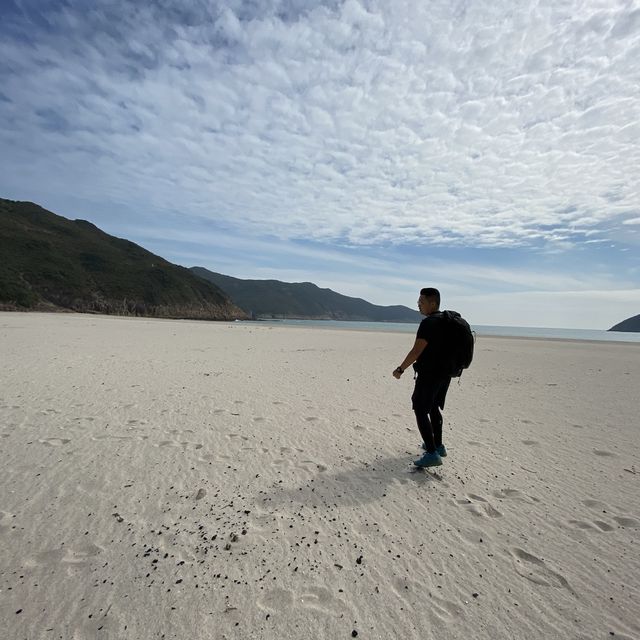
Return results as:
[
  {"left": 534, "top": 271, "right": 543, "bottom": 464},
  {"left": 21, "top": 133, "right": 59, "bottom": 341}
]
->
[{"left": 393, "top": 287, "right": 451, "bottom": 468}]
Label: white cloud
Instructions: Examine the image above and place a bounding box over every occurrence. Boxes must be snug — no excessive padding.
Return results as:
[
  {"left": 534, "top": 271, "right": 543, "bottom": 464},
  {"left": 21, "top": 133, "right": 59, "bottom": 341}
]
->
[
  {"left": 1, "top": 0, "right": 639, "bottom": 330},
  {"left": 1, "top": 0, "right": 639, "bottom": 250}
]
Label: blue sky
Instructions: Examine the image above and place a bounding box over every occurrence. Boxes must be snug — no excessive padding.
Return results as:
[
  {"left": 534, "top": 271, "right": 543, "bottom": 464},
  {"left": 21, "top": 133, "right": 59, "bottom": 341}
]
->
[{"left": 1, "top": 0, "right": 639, "bottom": 329}]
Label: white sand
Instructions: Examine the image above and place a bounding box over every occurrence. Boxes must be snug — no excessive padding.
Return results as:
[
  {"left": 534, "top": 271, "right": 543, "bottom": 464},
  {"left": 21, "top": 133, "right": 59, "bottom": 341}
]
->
[{"left": 1, "top": 312, "right": 639, "bottom": 640}]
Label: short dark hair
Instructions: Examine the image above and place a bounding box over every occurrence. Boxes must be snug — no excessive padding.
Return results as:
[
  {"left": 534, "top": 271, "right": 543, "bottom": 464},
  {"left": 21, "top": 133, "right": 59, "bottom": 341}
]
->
[{"left": 420, "top": 287, "right": 440, "bottom": 307}]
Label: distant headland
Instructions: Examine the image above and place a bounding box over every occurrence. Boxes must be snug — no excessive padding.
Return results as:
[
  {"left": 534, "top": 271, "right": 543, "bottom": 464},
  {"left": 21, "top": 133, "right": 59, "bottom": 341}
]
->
[{"left": 609, "top": 314, "right": 640, "bottom": 332}]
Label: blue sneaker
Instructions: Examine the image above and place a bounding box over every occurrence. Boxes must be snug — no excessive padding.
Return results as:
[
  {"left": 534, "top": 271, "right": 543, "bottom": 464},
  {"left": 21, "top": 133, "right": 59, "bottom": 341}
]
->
[
  {"left": 421, "top": 443, "right": 448, "bottom": 457},
  {"left": 414, "top": 451, "right": 443, "bottom": 468}
]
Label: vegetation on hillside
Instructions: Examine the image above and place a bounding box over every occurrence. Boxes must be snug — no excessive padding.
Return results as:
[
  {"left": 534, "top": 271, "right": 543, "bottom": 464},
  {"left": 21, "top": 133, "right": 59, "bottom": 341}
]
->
[{"left": 0, "top": 198, "right": 246, "bottom": 320}]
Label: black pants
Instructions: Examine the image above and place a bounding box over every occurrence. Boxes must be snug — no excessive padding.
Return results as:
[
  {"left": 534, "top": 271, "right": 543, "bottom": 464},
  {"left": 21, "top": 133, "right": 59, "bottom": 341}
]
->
[{"left": 411, "top": 374, "right": 451, "bottom": 453}]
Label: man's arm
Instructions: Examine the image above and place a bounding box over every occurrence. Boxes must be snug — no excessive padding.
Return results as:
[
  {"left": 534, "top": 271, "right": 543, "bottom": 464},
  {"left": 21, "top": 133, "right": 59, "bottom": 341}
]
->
[{"left": 393, "top": 338, "right": 427, "bottom": 378}]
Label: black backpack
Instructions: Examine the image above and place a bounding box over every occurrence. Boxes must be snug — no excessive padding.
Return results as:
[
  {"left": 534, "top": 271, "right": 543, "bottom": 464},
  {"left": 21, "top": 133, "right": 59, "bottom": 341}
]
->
[{"left": 439, "top": 310, "right": 475, "bottom": 377}]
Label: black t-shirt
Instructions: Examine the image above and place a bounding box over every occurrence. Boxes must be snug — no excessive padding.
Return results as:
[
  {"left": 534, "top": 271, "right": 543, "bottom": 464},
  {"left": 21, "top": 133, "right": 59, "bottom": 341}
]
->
[{"left": 414, "top": 312, "right": 448, "bottom": 375}]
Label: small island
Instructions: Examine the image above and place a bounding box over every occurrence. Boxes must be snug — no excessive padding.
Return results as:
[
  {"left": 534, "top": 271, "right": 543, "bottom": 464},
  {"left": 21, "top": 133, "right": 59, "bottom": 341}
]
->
[{"left": 609, "top": 314, "right": 640, "bottom": 332}]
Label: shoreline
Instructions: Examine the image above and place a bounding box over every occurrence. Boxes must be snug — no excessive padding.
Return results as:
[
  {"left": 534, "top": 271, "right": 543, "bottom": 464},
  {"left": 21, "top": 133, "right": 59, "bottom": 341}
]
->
[{"left": 2, "top": 310, "right": 638, "bottom": 345}]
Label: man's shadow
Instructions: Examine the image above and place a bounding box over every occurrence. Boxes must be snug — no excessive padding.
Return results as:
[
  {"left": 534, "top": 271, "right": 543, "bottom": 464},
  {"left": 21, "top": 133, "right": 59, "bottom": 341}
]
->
[{"left": 259, "top": 453, "right": 447, "bottom": 510}]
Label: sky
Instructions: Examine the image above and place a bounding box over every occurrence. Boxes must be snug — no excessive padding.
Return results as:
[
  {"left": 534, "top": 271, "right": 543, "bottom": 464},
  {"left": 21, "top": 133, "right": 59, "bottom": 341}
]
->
[{"left": 1, "top": 0, "right": 639, "bottom": 329}]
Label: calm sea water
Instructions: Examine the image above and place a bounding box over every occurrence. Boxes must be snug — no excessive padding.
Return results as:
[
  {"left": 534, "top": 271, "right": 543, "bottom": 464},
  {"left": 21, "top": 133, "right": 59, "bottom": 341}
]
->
[{"left": 242, "top": 319, "right": 640, "bottom": 343}]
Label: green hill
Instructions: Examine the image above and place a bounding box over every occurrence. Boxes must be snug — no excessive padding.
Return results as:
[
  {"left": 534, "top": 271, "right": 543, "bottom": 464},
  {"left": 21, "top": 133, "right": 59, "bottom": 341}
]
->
[
  {"left": 609, "top": 314, "right": 640, "bottom": 332},
  {"left": 190, "top": 268, "right": 422, "bottom": 322},
  {"left": 0, "top": 198, "right": 246, "bottom": 320}
]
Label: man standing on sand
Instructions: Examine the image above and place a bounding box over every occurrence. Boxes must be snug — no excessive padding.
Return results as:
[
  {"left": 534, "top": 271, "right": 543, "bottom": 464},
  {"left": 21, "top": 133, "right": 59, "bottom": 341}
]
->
[{"left": 393, "top": 287, "right": 451, "bottom": 468}]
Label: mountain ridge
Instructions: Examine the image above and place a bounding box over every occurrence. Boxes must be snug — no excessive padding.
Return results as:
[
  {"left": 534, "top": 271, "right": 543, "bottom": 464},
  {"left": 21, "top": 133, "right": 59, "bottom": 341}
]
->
[
  {"left": 190, "top": 267, "right": 422, "bottom": 322},
  {"left": 0, "top": 198, "right": 246, "bottom": 320}
]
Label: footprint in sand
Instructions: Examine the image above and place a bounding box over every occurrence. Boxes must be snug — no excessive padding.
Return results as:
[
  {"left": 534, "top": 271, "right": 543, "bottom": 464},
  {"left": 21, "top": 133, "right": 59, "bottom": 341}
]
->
[
  {"left": 391, "top": 575, "right": 458, "bottom": 613},
  {"left": 61, "top": 543, "right": 104, "bottom": 564},
  {"left": 258, "top": 586, "right": 337, "bottom": 614},
  {"left": 583, "top": 499, "right": 608, "bottom": 511},
  {"left": 430, "top": 593, "right": 464, "bottom": 619},
  {"left": 157, "top": 440, "right": 203, "bottom": 450},
  {"left": 226, "top": 433, "right": 249, "bottom": 441},
  {"left": 257, "top": 588, "right": 294, "bottom": 612},
  {"left": 510, "top": 548, "right": 574, "bottom": 593},
  {"left": 492, "top": 488, "right": 531, "bottom": 502},
  {"left": 613, "top": 516, "right": 640, "bottom": 528},
  {"left": 298, "top": 586, "right": 336, "bottom": 611},
  {"left": 298, "top": 460, "right": 328, "bottom": 473},
  {"left": 92, "top": 434, "right": 149, "bottom": 442},
  {"left": 456, "top": 495, "right": 502, "bottom": 518},
  {"left": 39, "top": 437, "right": 71, "bottom": 446},
  {"left": 26, "top": 543, "right": 103, "bottom": 568}
]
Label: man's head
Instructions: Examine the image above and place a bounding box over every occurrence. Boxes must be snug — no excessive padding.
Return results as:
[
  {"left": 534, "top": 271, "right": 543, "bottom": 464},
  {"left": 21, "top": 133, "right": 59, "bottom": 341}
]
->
[{"left": 418, "top": 287, "right": 440, "bottom": 316}]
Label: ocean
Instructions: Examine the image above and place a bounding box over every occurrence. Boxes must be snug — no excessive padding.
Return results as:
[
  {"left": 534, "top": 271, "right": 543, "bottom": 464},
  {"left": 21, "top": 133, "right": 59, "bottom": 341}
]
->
[{"left": 241, "top": 319, "right": 640, "bottom": 343}]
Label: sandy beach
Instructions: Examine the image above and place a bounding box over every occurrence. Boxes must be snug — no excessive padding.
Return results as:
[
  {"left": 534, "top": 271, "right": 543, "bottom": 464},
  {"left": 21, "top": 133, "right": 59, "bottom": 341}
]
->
[{"left": 1, "top": 312, "right": 639, "bottom": 640}]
